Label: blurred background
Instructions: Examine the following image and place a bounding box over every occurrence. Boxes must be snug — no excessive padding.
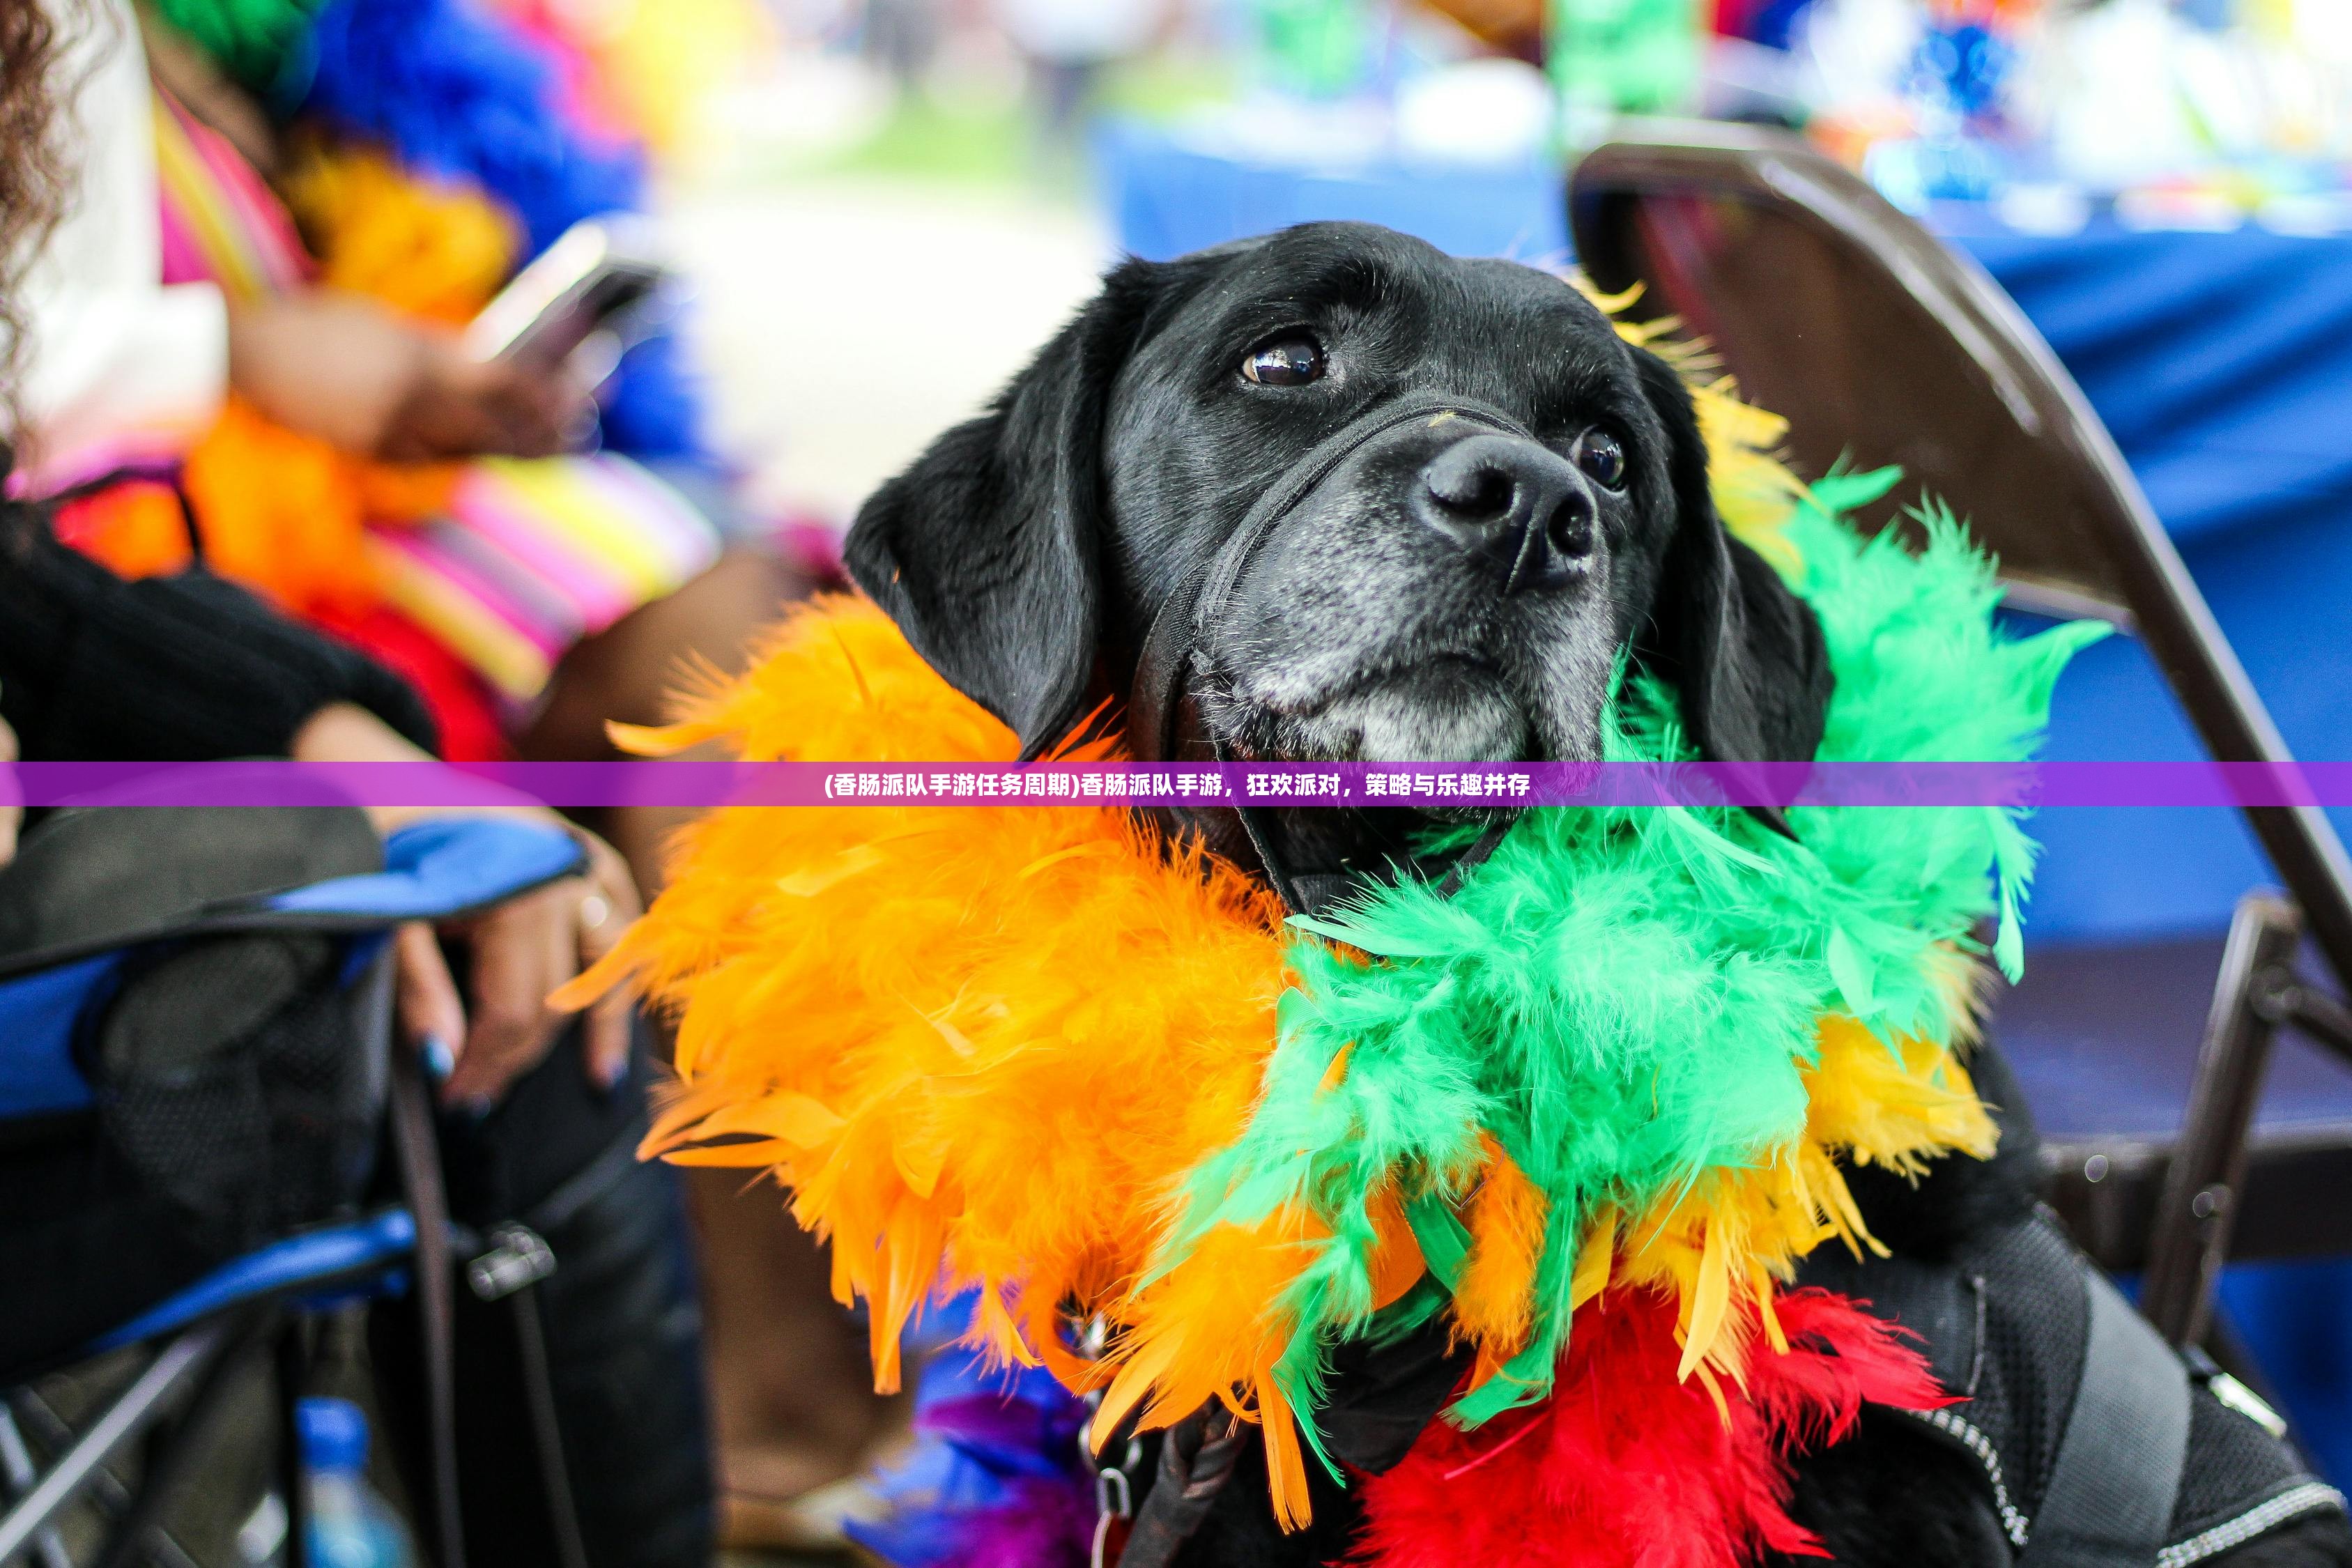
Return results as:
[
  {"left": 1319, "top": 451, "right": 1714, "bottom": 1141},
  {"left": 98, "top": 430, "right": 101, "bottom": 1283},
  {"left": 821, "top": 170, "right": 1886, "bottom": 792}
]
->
[
  {"left": 661, "top": 0, "right": 2352, "bottom": 943},
  {"left": 664, "top": 0, "right": 2352, "bottom": 516}
]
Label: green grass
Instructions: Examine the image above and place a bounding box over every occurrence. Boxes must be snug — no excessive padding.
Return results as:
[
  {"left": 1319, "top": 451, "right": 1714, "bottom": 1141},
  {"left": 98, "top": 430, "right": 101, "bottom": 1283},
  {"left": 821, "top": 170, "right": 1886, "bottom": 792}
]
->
[
  {"left": 824, "top": 86, "right": 1035, "bottom": 185},
  {"left": 735, "top": 53, "right": 1236, "bottom": 199}
]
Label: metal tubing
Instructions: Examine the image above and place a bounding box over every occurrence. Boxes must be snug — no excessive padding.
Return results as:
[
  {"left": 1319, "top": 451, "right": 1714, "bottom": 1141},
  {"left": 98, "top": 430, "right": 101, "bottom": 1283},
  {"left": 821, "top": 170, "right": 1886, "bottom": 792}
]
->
[
  {"left": 2142, "top": 894, "right": 2304, "bottom": 1346},
  {"left": 91, "top": 1310, "right": 267, "bottom": 1568},
  {"left": 2283, "top": 983, "right": 2352, "bottom": 1066},
  {"left": 0, "top": 1404, "right": 72, "bottom": 1568},
  {"left": 0, "top": 1321, "right": 233, "bottom": 1563}
]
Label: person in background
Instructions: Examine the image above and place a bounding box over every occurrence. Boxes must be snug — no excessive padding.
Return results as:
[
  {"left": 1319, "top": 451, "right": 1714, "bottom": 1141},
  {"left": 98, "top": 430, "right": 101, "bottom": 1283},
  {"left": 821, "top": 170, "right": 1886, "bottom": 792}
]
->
[
  {"left": 992, "top": 0, "right": 1167, "bottom": 141},
  {"left": 0, "top": 3, "right": 713, "bottom": 1553},
  {"left": 0, "top": 509, "right": 717, "bottom": 1568},
  {"left": 865, "top": 0, "right": 944, "bottom": 90},
  {"left": 18, "top": 0, "right": 795, "bottom": 893}
]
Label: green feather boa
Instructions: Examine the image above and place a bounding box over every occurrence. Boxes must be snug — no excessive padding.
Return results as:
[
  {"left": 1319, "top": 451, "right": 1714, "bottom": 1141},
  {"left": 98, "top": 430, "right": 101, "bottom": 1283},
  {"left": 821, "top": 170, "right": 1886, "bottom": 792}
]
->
[
  {"left": 148, "top": 0, "right": 325, "bottom": 92},
  {"left": 1160, "top": 474, "right": 2110, "bottom": 1462}
]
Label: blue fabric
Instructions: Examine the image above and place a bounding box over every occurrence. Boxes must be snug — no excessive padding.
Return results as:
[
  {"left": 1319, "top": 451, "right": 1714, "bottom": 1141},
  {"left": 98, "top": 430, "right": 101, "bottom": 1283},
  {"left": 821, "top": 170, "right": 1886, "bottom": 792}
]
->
[
  {"left": 1097, "top": 121, "right": 1569, "bottom": 265},
  {"left": 2220, "top": 1258, "right": 2352, "bottom": 1486},
  {"left": 599, "top": 332, "right": 712, "bottom": 466},
  {"left": 88, "top": 1208, "right": 417, "bottom": 1351},
  {"left": 0, "top": 820, "right": 578, "bottom": 1123},
  {"left": 299, "top": 0, "right": 643, "bottom": 257},
  {"left": 269, "top": 817, "right": 583, "bottom": 921},
  {"left": 848, "top": 1293, "right": 1092, "bottom": 1568},
  {"left": 1093, "top": 125, "right": 2352, "bottom": 941},
  {"left": 0, "top": 953, "right": 122, "bottom": 1118},
  {"left": 1959, "top": 217, "right": 2352, "bottom": 945}
]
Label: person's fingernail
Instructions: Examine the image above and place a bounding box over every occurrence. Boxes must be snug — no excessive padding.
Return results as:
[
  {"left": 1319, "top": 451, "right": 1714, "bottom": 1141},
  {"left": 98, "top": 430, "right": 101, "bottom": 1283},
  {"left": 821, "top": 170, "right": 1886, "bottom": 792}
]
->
[
  {"left": 422, "top": 1034, "right": 456, "bottom": 1081},
  {"left": 461, "top": 1095, "right": 497, "bottom": 1121}
]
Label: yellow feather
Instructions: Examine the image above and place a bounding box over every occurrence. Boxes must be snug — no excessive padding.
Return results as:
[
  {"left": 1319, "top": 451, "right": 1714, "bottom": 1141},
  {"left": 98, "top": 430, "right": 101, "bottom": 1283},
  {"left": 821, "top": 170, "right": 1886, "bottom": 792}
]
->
[{"left": 1677, "top": 1217, "right": 1732, "bottom": 1383}]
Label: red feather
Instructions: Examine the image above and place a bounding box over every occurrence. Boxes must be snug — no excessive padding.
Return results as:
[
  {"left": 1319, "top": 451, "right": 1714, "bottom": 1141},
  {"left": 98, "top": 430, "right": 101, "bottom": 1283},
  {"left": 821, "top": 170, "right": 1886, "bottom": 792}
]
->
[{"left": 1353, "top": 1287, "right": 1949, "bottom": 1568}]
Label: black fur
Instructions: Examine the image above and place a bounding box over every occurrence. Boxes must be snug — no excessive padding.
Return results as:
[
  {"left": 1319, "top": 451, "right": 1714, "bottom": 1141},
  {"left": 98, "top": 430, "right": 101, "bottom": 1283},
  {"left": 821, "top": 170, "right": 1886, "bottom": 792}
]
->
[
  {"left": 845, "top": 254, "right": 1229, "bottom": 758},
  {"left": 1628, "top": 348, "right": 1832, "bottom": 836},
  {"left": 845, "top": 222, "right": 2349, "bottom": 1567},
  {"left": 845, "top": 223, "right": 1831, "bottom": 791}
]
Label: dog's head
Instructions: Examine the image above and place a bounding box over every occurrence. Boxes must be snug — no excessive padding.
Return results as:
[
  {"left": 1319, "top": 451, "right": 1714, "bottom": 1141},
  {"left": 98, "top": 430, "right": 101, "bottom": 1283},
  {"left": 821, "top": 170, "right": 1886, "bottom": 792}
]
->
[{"left": 845, "top": 222, "right": 1829, "bottom": 793}]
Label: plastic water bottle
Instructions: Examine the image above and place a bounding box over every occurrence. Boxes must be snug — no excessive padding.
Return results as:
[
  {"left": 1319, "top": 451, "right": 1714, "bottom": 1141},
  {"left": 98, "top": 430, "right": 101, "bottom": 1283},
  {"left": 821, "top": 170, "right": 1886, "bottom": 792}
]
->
[{"left": 296, "top": 1398, "right": 415, "bottom": 1568}]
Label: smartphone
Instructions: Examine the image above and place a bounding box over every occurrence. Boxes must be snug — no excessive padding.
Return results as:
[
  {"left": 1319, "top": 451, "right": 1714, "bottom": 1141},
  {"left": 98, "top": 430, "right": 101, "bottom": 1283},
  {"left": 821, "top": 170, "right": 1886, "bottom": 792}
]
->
[{"left": 463, "top": 216, "right": 675, "bottom": 374}]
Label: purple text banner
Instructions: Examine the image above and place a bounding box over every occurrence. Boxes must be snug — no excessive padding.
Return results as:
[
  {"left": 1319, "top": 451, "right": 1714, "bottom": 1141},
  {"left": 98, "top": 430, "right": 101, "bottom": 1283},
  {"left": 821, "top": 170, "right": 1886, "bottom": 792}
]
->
[{"left": 10, "top": 760, "right": 2352, "bottom": 811}]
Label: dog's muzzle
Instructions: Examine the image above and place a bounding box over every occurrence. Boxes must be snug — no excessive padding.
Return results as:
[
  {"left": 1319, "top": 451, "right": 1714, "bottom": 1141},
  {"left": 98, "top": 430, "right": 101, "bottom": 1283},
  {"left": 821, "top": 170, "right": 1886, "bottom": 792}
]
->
[{"left": 1126, "top": 390, "right": 1534, "bottom": 913}]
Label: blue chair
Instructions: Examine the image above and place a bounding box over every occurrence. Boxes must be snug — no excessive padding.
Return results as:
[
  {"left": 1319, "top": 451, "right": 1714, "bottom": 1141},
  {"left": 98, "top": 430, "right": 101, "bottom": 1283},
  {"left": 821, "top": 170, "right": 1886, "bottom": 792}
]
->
[{"left": 0, "top": 815, "right": 587, "bottom": 1568}]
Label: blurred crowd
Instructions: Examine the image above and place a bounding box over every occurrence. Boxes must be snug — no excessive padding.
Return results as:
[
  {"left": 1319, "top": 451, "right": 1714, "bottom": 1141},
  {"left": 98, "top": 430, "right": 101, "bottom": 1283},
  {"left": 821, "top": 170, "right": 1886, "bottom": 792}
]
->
[{"left": 752, "top": 0, "right": 2352, "bottom": 212}]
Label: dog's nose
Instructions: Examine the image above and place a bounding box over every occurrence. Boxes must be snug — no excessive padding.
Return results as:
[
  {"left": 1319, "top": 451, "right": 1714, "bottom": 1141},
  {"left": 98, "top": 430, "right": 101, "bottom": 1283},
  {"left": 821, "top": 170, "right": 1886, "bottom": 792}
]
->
[{"left": 1411, "top": 433, "right": 1594, "bottom": 592}]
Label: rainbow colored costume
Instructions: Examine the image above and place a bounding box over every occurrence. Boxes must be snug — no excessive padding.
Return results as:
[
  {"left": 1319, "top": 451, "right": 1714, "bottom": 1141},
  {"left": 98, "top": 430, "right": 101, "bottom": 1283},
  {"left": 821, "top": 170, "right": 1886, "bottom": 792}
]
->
[
  {"left": 57, "top": 0, "right": 752, "bottom": 755},
  {"left": 574, "top": 353, "right": 2105, "bottom": 1562}
]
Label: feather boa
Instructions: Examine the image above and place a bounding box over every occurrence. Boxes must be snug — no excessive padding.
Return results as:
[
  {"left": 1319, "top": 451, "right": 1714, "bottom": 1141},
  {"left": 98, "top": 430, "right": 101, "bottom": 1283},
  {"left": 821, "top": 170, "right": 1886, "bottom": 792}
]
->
[
  {"left": 148, "top": 0, "right": 324, "bottom": 91},
  {"left": 159, "top": 0, "right": 709, "bottom": 461},
  {"left": 296, "top": 0, "right": 643, "bottom": 256},
  {"left": 289, "top": 0, "right": 709, "bottom": 458},
  {"left": 1152, "top": 475, "right": 2103, "bottom": 1466},
  {"left": 280, "top": 143, "right": 520, "bottom": 323},
  {"left": 1357, "top": 1286, "right": 1948, "bottom": 1568},
  {"left": 846, "top": 1298, "right": 1097, "bottom": 1568},
  {"left": 574, "top": 381, "right": 2105, "bottom": 1545},
  {"left": 856, "top": 1280, "right": 1948, "bottom": 1568}
]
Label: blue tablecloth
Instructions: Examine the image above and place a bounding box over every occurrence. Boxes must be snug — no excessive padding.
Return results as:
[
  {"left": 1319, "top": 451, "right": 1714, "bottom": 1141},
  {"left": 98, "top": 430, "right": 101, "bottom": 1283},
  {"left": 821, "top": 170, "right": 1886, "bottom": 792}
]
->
[
  {"left": 1095, "top": 121, "right": 2352, "bottom": 946},
  {"left": 1096, "top": 121, "right": 2352, "bottom": 1478}
]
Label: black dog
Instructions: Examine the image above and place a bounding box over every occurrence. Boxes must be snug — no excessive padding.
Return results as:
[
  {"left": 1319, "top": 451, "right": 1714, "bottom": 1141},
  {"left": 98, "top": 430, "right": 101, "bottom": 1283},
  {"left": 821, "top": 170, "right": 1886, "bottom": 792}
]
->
[{"left": 840, "top": 222, "right": 2351, "bottom": 1567}]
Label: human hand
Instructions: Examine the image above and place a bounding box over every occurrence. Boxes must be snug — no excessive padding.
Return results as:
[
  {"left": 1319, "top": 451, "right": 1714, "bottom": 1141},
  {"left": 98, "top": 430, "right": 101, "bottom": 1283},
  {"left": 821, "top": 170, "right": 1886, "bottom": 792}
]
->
[
  {"left": 0, "top": 709, "right": 19, "bottom": 868},
  {"left": 226, "top": 291, "right": 590, "bottom": 462},
  {"left": 291, "top": 701, "right": 641, "bottom": 1107},
  {"left": 392, "top": 827, "right": 640, "bottom": 1112},
  {"left": 378, "top": 338, "right": 592, "bottom": 463}
]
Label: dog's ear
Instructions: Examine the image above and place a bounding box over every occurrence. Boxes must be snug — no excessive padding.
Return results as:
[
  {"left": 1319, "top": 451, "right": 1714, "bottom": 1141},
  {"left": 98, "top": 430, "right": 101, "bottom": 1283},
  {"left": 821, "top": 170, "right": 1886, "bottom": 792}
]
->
[
  {"left": 845, "top": 258, "right": 1195, "bottom": 760},
  {"left": 1631, "top": 346, "right": 1834, "bottom": 833}
]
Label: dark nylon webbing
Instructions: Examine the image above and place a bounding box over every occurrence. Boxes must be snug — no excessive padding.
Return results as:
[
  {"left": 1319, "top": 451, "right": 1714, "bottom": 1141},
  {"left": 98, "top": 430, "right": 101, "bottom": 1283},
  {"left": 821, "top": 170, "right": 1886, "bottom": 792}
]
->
[
  {"left": 1126, "top": 390, "right": 1535, "bottom": 767},
  {"left": 1125, "top": 390, "right": 1535, "bottom": 918},
  {"left": 2017, "top": 1270, "right": 2191, "bottom": 1568},
  {"left": 388, "top": 1045, "right": 466, "bottom": 1568}
]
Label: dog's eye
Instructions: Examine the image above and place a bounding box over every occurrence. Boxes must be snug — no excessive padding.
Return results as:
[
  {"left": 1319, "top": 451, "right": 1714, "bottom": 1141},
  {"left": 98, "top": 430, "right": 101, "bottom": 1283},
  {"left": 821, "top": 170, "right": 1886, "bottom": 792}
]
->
[
  {"left": 1577, "top": 430, "right": 1627, "bottom": 490},
  {"left": 1241, "top": 337, "right": 1325, "bottom": 386}
]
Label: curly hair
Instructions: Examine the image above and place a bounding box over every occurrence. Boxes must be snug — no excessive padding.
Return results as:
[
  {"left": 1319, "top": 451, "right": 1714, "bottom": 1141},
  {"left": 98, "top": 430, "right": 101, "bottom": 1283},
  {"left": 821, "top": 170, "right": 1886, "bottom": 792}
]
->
[{"left": 0, "top": 0, "right": 84, "bottom": 468}]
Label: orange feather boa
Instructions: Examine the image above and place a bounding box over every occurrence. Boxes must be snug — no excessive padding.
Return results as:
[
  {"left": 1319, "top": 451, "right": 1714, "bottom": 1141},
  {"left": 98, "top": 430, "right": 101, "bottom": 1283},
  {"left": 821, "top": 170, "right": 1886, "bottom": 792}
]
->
[{"left": 571, "top": 593, "right": 2000, "bottom": 1528}]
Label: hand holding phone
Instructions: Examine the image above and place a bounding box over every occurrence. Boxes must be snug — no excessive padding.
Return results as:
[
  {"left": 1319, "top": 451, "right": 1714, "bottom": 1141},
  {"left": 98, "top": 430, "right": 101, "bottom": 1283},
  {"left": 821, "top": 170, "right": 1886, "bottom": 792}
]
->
[
  {"left": 379, "top": 346, "right": 590, "bottom": 463},
  {"left": 227, "top": 290, "right": 590, "bottom": 462},
  {"left": 463, "top": 216, "right": 677, "bottom": 382}
]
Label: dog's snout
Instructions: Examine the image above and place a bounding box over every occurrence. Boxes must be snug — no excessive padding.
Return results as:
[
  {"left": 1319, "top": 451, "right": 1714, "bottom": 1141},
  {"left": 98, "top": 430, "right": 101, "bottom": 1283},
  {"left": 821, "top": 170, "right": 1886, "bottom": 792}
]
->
[{"left": 1411, "top": 434, "right": 1594, "bottom": 592}]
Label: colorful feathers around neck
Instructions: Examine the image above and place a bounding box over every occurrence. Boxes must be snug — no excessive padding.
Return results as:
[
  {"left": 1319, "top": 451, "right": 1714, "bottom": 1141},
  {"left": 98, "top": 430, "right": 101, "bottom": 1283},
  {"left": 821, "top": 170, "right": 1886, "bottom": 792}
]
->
[{"left": 581, "top": 381, "right": 2106, "bottom": 1549}]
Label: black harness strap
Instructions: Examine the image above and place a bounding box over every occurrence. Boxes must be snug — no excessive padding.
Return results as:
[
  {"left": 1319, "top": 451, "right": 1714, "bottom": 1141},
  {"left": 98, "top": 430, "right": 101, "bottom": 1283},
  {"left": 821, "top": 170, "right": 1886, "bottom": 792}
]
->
[
  {"left": 2018, "top": 1270, "right": 2191, "bottom": 1568},
  {"left": 1128, "top": 390, "right": 1534, "bottom": 918},
  {"left": 1128, "top": 390, "right": 1537, "bottom": 767},
  {"left": 1806, "top": 1210, "right": 2199, "bottom": 1568}
]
